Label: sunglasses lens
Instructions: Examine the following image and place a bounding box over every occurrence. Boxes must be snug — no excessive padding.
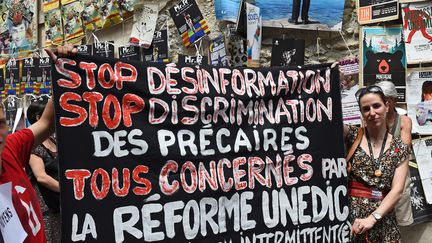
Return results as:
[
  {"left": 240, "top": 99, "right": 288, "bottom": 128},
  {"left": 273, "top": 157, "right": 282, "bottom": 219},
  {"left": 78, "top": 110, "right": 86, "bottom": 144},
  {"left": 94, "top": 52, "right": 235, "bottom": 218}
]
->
[{"left": 355, "top": 85, "right": 383, "bottom": 101}]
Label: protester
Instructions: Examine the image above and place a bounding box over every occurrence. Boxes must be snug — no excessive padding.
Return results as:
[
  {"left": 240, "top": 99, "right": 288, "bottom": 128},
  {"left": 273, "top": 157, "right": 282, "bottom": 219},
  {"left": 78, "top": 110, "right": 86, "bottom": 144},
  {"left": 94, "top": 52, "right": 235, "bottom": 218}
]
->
[
  {"left": 27, "top": 99, "right": 60, "bottom": 243},
  {"left": 375, "top": 81, "right": 414, "bottom": 227},
  {"left": 344, "top": 85, "right": 409, "bottom": 242},
  {"left": 0, "top": 44, "right": 75, "bottom": 243}
]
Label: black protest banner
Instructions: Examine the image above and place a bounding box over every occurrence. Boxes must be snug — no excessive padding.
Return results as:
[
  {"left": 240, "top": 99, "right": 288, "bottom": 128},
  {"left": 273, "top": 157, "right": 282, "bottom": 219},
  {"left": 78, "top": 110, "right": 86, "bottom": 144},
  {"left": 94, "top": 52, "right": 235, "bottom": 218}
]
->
[{"left": 52, "top": 55, "right": 349, "bottom": 243}]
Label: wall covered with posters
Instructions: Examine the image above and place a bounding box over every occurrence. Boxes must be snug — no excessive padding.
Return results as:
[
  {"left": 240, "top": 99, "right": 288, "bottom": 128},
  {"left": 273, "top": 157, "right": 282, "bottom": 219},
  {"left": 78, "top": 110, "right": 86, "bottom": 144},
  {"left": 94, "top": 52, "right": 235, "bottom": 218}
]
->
[{"left": 31, "top": 0, "right": 359, "bottom": 65}]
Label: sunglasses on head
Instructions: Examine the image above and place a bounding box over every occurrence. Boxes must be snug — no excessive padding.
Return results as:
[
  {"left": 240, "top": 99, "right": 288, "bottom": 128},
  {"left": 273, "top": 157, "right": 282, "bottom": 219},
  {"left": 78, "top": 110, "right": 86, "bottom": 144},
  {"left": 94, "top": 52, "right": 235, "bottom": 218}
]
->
[{"left": 355, "top": 85, "right": 384, "bottom": 101}]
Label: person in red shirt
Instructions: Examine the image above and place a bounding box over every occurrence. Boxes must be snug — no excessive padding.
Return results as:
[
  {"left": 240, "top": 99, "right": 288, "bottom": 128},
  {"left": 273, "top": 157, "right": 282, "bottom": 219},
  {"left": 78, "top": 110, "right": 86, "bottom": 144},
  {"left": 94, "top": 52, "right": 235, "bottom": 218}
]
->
[{"left": 0, "top": 45, "right": 76, "bottom": 243}]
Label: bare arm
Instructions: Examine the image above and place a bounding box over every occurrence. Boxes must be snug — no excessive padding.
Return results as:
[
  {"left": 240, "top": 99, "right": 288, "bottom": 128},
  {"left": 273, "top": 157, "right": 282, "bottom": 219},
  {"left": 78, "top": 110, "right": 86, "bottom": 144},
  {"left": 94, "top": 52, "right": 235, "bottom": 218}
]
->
[
  {"left": 29, "top": 99, "right": 55, "bottom": 149},
  {"left": 28, "top": 45, "right": 78, "bottom": 149},
  {"left": 29, "top": 154, "right": 60, "bottom": 192},
  {"left": 400, "top": 116, "right": 413, "bottom": 145}
]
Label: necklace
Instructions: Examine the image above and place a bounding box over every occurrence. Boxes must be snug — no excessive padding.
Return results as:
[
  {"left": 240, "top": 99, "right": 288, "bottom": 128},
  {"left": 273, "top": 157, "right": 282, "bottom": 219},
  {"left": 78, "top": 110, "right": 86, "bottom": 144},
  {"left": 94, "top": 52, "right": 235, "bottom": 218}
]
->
[{"left": 365, "top": 128, "right": 388, "bottom": 177}]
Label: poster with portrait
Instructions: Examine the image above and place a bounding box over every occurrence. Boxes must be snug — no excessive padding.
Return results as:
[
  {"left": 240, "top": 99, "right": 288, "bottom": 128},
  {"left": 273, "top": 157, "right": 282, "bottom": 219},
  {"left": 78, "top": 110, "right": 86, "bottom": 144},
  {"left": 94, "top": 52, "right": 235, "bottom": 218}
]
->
[
  {"left": 4, "top": 96, "right": 18, "bottom": 133},
  {"left": 0, "top": 1, "right": 9, "bottom": 56},
  {"left": 412, "top": 137, "right": 432, "bottom": 204},
  {"left": 209, "top": 35, "right": 228, "bottom": 66},
  {"left": 130, "top": 3, "right": 159, "bottom": 48},
  {"left": 44, "top": 2, "right": 64, "bottom": 47},
  {"left": 357, "top": 0, "right": 398, "bottom": 25},
  {"left": 1, "top": 0, "right": 38, "bottom": 57},
  {"left": 37, "top": 57, "right": 52, "bottom": 95},
  {"left": 401, "top": 2, "right": 432, "bottom": 65},
  {"left": 61, "top": 0, "right": 84, "bottom": 43},
  {"left": 270, "top": 38, "right": 305, "bottom": 67},
  {"left": 142, "top": 27, "right": 169, "bottom": 63},
  {"left": 80, "top": 0, "right": 102, "bottom": 31},
  {"left": 22, "top": 57, "right": 37, "bottom": 94},
  {"left": 5, "top": 59, "right": 19, "bottom": 95},
  {"left": 215, "top": 0, "right": 345, "bottom": 31},
  {"left": 339, "top": 58, "right": 361, "bottom": 125},
  {"left": 169, "top": 0, "right": 210, "bottom": 48},
  {"left": 246, "top": 2, "right": 261, "bottom": 68},
  {"left": 98, "top": 0, "right": 123, "bottom": 29},
  {"left": 118, "top": 45, "right": 141, "bottom": 61},
  {"left": 406, "top": 68, "right": 432, "bottom": 134},
  {"left": 360, "top": 26, "right": 406, "bottom": 102}
]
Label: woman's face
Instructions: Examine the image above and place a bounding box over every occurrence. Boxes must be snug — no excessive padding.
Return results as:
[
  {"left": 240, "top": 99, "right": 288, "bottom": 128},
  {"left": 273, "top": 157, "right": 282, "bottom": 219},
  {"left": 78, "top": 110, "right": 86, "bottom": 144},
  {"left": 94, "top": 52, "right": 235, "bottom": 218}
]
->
[
  {"left": 359, "top": 93, "right": 388, "bottom": 127},
  {"left": 10, "top": 21, "right": 26, "bottom": 47}
]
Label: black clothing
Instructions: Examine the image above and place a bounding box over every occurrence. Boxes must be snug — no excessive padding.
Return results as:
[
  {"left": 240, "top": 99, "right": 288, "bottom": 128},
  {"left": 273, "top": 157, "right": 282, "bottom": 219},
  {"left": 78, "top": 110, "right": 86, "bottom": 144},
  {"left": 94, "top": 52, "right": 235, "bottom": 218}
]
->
[{"left": 291, "top": 0, "right": 310, "bottom": 21}]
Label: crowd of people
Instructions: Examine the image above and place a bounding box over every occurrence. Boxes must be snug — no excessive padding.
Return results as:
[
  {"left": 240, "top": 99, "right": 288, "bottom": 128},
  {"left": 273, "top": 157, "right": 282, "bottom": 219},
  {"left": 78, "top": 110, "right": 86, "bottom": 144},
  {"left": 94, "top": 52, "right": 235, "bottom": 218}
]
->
[{"left": 0, "top": 45, "right": 426, "bottom": 242}]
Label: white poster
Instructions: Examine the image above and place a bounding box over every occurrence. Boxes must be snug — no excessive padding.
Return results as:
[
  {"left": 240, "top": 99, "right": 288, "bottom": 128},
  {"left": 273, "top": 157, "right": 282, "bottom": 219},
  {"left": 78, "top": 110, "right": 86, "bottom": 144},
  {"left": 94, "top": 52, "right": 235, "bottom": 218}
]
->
[
  {"left": 406, "top": 68, "right": 432, "bottom": 134},
  {"left": 246, "top": 2, "right": 261, "bottom": 68},
  {"left": 401, "top": 2, "right": 432, "bottom": 64},
  {"left": 130, "top": 3, "right": 159, "bottom": 48},
  {"left": 339, "top": 58, "right": 361, "bottom": 125},
  {"left": 413, "top": 137, "right": 432, "bottom": 204},
  {"left": 0, "top": 182, "right": 27, "bottom": 243}
]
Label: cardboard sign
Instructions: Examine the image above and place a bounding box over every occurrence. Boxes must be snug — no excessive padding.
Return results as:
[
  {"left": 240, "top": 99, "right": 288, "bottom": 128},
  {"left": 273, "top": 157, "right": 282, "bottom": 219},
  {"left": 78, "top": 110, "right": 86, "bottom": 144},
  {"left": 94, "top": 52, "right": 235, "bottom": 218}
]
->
[{"left": 52, "top": 55, "right": 348, "bottom": 242}]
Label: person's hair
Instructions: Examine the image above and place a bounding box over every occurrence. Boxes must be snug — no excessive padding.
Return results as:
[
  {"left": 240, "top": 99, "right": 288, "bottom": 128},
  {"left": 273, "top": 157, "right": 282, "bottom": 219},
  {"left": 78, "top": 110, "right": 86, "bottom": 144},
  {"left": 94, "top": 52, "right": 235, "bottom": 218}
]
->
[
  {"left": 356, "top": 85, "right": 386, "bottom": 104},
  {"left": 422, "top": 81, "right": 432, "bottom": 102},
  {"left": 376, "top": 81, "right": 398, "bottom": 99},
  {"left": 26, "top": 99, "right": 47, "bottom": 125}
]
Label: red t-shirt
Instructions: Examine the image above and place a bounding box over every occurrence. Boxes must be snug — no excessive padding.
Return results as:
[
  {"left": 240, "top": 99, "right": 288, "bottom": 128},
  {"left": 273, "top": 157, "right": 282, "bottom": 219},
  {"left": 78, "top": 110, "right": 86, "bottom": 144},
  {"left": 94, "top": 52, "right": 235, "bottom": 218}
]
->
[{"left": 0, "top": 129, "right": 46, "bottom": 243}]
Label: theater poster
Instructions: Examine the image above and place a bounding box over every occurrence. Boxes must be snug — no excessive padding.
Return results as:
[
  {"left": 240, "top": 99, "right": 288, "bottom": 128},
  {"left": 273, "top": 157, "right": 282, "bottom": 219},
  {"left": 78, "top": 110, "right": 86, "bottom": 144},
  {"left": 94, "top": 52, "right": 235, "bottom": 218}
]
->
[
  {"left": 215, "top": 0, "right": 345, "bottom": 31},
  {"left": 360, "top": 26, "right": 406, "bottom": 102},
  {"left": 0, "top": 0, "right": 38, "bottom": 57},
  {"left": 130, "top": 3, "right": 158, "bottom": 48},
  {"left": 357, "top": 0, "right": 398, "bottom": 25},
  {"left": 401, "top": 1, "right": 432, "bottom": 65},
  {"left": 406, "top": 68, "right": 432, "bottom": 135},
  {"left": 339, "top": 58, "right": 361, "bottom": 125},
  {"left": 61, "top": 0, "right": 84, "bottom": 43},
  {"left": 142, "top": 27, "right": 169, "bottom": 63},
  {"left": 22, "top": 57, "right": 37, "bottom": 94},
  {"left": 246, "top": 2, "right": 261, "bottom": 68},
  {"left": 169, "top": 0, "right": 210, "bottom": 48},
  {"left": 413, "top": 137, "right": 432, "bottom": 204},
  {"left": 270, "top": 38, "right": 305, "bottom": 67},
  {"left": 209, "top": 35, "right": 228, "bottom": 66}
]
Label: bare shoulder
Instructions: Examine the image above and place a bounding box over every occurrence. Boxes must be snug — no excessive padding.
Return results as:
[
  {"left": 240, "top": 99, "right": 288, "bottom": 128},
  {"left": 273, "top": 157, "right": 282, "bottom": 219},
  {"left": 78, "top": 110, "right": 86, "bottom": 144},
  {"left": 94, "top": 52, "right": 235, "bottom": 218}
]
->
[{"left": 400, "top": 115, "right": 413, "bottom": 131}]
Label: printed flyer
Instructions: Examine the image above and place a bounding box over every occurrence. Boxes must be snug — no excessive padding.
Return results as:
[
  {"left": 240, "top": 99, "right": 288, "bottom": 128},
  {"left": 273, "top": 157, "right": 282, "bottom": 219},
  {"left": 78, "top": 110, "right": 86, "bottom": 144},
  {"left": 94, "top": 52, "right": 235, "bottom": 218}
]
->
[
  {"left": 270, "top": 38, "right": 305, "bottom": 67},
  {"left": 142, "top": 27, "right": 169, "bottom": 63},
  {"left": 406, "top": 68, "right": 432, "bottom": 134},
  {"left": 169, "top": 0, "right": 210, "bottom": 48},
  {"left": 246, "top": 2, "right": 261, "bottom": 68},
  {"left": 130, "top": 3, "right": 159, "bottom": 48},
  {"left": 401, "top": 1, "right": 432, "bottom": 64},
  {"left": 209, "top": 35, "right": 228, "bottom": 66},
  {"left": 339, "top": 58, "right": 361, "bottom": 125}
]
